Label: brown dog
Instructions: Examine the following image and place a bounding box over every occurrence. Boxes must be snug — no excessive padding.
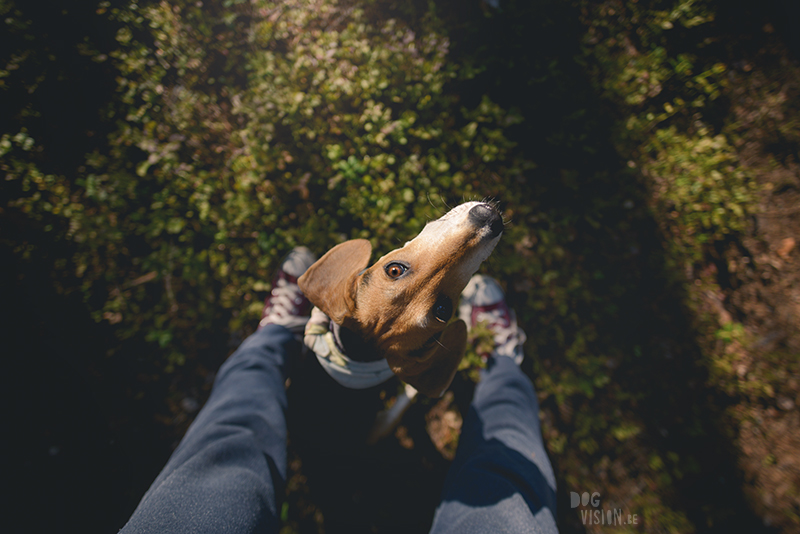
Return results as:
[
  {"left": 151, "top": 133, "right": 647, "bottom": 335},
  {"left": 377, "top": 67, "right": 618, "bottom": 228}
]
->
[{"left": 298, "top": 201, "right": 503, "bottom": 398}]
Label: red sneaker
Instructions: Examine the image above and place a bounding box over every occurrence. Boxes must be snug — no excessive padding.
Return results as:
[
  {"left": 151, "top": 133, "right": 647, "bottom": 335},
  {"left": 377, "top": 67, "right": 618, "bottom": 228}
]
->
[
  {"left": 458, "top": 274, "right": 526, "bottom": 364},
  {"left": 259, "top": 246, "right": 317, "bottom": 333}
]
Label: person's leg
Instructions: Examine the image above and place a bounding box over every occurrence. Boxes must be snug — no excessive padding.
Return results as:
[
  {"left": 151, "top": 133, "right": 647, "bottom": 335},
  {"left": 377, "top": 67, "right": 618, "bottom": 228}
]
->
[
  {"left": 430, "top": 275, "right": 558, "bottom": 534},
  {"left": 120, "top": 324, "right": 295, "bottom": 534},
  {"left": 120, "top": 247, "right": 316, "bottom": 534}
]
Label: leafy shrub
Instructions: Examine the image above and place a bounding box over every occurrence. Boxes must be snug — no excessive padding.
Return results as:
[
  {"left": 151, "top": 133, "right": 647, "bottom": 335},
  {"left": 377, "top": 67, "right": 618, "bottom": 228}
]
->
[
  {"left": 644, "top": 127, "right": 756, "bottom": 262},
  {"left": 4, "top": 0, "right": 521, "bottom": 368},
  {"left": 583, "top": 0, "right": 757, "bottom": 265},
  {"left": 2, "top": 0, "right": 780, "bottom": 531}
]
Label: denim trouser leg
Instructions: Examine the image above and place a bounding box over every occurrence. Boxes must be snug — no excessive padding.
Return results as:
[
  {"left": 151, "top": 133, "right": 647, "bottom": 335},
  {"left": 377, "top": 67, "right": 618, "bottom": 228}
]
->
[
  {"left": 119, "top": 324, "right": 295, "bottom": 534},
  {"left": 429, "top": 356, "right": 559, "bottom": 534}
]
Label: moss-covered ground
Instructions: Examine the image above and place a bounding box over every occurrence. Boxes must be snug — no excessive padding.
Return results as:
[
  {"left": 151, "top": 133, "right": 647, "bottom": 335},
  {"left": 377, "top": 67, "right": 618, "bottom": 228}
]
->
[{"left": 3, "top": 0, "right": 800, "bottom": 532}]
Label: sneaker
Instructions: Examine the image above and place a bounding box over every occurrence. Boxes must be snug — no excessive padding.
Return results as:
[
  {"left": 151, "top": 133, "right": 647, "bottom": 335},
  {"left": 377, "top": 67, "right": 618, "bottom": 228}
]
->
[
  {"left": 458, "top": 274, "right": 526, "bottom": 364},
  {"left": 259, "top": 246, "right": 317, "bottom": 333}
]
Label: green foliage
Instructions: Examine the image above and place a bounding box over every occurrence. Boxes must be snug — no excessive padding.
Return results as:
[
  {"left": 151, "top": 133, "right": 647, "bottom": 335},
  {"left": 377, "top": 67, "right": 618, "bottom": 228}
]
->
[
  {"left": 584, "top": 0, "right": 757, "bottom": 265},
  {"left": 3, "top": 0, "right": 520, "bottom": 367},
  {"left": 458, "top": 320, "right": 490, "bottom": 383},
  {"left": 645, "top": 127, "right": 756, "bottom": 261},
  {"left": 2, "top": 0, "right": 783, "bottom": 531}
]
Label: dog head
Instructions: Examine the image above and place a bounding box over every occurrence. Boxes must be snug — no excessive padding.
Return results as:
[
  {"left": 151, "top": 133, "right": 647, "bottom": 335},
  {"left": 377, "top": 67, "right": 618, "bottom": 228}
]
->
[{"left": 298, "top": 201, "right": 503, "bottom": 397}]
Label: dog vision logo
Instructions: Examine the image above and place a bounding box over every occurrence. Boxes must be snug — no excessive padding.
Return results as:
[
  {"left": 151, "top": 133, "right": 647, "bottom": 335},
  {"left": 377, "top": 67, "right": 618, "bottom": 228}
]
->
[{"left": 570, "top": 491, "right": 639, "bottom": 527}]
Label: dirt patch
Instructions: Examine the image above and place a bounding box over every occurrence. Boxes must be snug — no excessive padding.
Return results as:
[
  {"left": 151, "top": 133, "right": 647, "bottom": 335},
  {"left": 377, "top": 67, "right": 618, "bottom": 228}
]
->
[
  {"left": 425, "top": 391, "right": 463, "bottom": 461},
  {"left": 714, "top": 48, "right": 800, "bottom": 532}
]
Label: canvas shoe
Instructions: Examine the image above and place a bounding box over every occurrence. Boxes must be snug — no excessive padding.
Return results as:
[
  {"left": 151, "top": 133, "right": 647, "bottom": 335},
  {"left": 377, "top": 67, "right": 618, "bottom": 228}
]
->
[
  {"left": 459, "top": 274, "right": 526, "bottom": 364},
  {"left": 259, "top": 246, "right": 317, "bottom": 333}
]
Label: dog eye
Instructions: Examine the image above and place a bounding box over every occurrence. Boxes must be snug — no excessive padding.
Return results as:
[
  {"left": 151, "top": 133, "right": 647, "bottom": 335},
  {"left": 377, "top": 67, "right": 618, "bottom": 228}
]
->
[
  {"left": 385, "top": 262, "right": 407, "bottom": 279},
  {"left": 433, "top": 296, "right": 453, "bottom": 322}
]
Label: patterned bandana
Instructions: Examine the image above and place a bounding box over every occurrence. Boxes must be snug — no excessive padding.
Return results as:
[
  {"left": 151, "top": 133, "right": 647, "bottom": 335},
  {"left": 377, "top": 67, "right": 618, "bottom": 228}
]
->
[{"left": 303, "top": 307, "right": 395, "bottom": 389}]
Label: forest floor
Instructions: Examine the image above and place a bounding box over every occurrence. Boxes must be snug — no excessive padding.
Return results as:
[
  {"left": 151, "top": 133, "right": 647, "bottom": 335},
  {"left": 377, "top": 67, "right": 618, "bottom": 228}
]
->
[
  {"left": 5, "top": 2, "right": 800, "bottom": 534},
  {"left": 708, "top": 40, "right": 800, "bottom": 530}
]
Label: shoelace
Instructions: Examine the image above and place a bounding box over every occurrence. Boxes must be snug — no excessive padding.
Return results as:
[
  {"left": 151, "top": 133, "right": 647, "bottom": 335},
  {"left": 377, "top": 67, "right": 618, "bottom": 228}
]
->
[
  {"left": 265, "top": 278, "right": 302, "bottom": 319},
  {"left": 473, "top": 307, "right": 525, "bottom": 358}
]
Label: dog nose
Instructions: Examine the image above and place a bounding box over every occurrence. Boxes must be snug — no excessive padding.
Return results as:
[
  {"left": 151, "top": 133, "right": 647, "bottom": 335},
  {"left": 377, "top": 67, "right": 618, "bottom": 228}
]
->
[{"left": 468, "top": 203, "right": 503, "bottom": 237}]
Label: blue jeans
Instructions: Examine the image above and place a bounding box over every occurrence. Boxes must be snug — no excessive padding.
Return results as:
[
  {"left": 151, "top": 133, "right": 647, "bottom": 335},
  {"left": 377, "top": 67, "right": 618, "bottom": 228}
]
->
[{"left": 119, "top": 324, "right": 558, "bottom": 533}]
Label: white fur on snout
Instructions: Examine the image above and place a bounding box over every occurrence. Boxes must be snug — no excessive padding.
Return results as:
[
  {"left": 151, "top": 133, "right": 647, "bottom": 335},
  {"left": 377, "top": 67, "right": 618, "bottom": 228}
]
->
[
  {"left": 405, "top": 202, "right": 502, "bottom": 279},
  {"left": 403, "top": 201, "right": 485, "bottom": 247}
]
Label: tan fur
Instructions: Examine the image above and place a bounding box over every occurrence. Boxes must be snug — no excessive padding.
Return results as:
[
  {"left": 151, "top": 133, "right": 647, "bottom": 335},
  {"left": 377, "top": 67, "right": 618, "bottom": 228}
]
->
[{"left": 298, "top": 202, "right": 501, "bottom": 397}]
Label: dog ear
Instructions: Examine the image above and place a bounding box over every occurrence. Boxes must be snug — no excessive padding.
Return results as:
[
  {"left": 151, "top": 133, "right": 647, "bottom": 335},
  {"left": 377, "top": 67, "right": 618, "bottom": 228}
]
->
[
  {"left": 392, "top": 319, "right": 467, "bottom": 398},
  {"left": 298, "top": 239, "right": 372, "bottom": 324}
]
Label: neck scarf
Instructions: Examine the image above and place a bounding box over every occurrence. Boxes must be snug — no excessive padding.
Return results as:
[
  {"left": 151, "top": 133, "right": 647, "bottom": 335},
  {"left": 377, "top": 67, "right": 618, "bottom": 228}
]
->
[{"left": 303, "top": 307, "right": 395, "bottom": 389}]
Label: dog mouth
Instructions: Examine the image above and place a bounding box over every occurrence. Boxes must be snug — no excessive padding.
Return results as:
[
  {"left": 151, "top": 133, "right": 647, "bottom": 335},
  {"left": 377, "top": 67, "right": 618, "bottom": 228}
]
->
[{"left": 406, "top": 330, "right": 444, "bottom": 360}]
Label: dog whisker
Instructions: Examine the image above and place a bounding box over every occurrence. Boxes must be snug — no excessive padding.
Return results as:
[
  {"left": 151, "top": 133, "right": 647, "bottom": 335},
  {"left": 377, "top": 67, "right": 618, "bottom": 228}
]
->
[
  {"left": 426, "top": 192, "right": 438, "bottom": 214},
  {"left": 425, "top": 193, "right": 452, "bottom": 219},
  {"left": 440, "top": 194, "right": 452, "bottom": 212}
]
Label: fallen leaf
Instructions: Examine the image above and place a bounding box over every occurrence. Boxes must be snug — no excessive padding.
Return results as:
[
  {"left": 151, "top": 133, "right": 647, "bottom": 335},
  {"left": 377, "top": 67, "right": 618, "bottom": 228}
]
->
[{"left": 777, "top": 237, "right": 795, "bottom": 259}]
